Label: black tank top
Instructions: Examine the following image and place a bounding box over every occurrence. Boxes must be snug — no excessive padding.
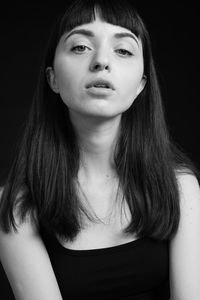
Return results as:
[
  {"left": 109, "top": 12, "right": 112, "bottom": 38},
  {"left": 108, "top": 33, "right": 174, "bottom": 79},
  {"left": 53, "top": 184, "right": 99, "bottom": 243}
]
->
[{"left": 40, "top": 228, "right": 170, "bottom": 300}]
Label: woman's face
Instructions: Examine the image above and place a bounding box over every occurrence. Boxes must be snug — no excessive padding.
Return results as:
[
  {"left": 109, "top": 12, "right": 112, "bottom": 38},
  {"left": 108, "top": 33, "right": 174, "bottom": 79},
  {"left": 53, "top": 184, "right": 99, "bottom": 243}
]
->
[{"left": 48, "top": 14, "right": 146, "bottom": 119}]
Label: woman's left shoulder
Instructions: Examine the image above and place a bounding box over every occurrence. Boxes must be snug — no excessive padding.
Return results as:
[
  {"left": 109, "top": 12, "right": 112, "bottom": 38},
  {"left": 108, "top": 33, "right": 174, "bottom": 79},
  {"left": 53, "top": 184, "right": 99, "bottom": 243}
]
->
[
  {"left": 173, "top": 170, "right": 200, "bottom": 239},
  {"left": 175, "top": 170, "right": 200, "bottom": 206},
  {"left": 169, "top": 171, "right": 200, "bottom": 299}
]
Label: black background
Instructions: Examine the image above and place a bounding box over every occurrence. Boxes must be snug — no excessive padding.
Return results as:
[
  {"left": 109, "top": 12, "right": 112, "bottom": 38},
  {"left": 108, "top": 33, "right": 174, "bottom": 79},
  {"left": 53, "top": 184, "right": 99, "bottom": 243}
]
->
[{"left": 0, "top": 1, "right": 199, "bottom": 298}]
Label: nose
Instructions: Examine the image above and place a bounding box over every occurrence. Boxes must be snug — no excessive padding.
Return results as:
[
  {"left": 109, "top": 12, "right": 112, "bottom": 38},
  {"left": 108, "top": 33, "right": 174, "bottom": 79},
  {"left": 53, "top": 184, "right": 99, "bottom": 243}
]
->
[{"left": 89, "top": 48, "right": 111, "bottom": 72}]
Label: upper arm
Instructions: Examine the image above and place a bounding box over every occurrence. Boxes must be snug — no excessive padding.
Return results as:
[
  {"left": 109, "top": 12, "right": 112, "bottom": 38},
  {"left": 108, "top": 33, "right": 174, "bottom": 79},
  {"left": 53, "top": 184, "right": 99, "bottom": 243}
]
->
[
  {"left": 169, "top": 173, "right": 200, "bottom": 300},
  {"left": 0, "top": 189, "right": 63, "bottom": 300}
]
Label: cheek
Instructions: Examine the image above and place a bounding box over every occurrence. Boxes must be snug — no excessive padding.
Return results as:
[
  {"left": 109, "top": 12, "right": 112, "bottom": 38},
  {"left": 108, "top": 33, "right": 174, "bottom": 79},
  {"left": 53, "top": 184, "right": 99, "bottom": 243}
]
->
[
  {"left": 55, "top": 62, "right": 81, "bottom": 102},
  {"left": 56, "top": 65, "right": 74, "bottom": 91},
  {"left": 120, "top": 63, "right": 144, "bottom": 100}
]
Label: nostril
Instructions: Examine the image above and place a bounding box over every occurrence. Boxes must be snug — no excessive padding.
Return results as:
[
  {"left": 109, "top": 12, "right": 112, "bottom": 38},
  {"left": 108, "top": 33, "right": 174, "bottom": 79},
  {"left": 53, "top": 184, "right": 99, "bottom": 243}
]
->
[{"left": 93, "top": 63, "right": 109, "bottom": 71}]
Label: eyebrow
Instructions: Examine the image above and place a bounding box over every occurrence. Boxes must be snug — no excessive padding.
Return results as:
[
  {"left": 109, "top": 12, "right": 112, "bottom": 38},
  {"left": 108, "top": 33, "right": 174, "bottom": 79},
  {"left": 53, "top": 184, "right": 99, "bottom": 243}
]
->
[{"left": 64, "top": 29, "right": 139, "bottom": 46}]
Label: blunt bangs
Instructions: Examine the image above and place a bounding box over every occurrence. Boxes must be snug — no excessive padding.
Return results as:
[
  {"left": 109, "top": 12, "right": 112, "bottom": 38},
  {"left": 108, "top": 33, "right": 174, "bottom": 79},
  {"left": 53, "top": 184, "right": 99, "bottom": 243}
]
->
[
  {"left": 58, "top": 0, "right": 145, "bottom": 41},
  {"left": 45, "top": 0, "right": 149, "bottom": 71}
]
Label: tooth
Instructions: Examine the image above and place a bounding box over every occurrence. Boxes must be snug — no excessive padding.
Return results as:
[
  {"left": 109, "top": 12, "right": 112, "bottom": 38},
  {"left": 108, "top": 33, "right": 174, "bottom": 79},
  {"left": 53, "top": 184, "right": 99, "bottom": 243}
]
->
[{"left": 94, "top": 84, "right": 106, "bottom": 88}]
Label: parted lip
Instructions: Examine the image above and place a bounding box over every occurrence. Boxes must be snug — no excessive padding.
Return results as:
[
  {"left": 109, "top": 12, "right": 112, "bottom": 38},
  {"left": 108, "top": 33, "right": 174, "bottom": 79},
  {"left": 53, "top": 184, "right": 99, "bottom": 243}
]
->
[{"left": 85, "top": 79, "right": 115, "bottom": 90}]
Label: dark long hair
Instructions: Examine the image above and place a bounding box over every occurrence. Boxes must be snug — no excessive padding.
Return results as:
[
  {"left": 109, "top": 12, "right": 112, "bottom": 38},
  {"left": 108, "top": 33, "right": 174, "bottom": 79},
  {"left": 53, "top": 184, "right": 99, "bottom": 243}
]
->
[{"left": 0, "top": 0, "right": 199, "bottom": 241}]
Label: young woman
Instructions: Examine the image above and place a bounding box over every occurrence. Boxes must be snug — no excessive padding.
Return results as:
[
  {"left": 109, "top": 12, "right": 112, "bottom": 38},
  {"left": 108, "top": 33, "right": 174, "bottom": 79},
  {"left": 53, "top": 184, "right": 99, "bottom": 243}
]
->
[{"left": 0, "top": 0, "right": 200, "bottom": 299}]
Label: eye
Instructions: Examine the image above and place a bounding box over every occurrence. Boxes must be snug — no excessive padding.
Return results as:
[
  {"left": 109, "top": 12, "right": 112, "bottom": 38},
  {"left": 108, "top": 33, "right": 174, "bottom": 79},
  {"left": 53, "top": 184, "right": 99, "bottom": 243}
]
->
[
  {"left": 115, "top": 49, "right": 133, "bottom": 57},
  {"left": 70, "top": 45, "right": 91, "bottom": 54}
]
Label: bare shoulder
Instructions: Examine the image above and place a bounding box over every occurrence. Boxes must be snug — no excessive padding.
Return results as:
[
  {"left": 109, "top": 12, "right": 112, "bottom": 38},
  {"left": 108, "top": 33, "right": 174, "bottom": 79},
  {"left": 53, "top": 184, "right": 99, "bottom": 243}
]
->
[
  {"left": 169, "top": 171, "right": 200, "bottom": 300},
  {"left": 0, "top": 187, "right": 62, "bottom": 300},
  {"left": 175, "top": 171, "right": 200, "bottom": 212},
  {"left": 176, "top": 169, "right": 200, "bottom": 194},
  {"left": 175, "top": 172, "right": 200, "bottom": 226}
]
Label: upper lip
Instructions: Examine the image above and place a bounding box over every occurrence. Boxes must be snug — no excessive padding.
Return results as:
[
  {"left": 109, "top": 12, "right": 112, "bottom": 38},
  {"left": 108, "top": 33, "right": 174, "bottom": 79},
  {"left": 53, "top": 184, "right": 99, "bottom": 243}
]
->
[{"left": 86, "top": 79, "right": 115, "bottom": 90}]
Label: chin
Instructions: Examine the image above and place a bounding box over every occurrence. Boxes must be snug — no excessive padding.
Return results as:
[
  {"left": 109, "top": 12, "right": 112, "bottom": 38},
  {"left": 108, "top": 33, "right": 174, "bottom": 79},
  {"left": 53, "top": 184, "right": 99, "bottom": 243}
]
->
[
  {"left": 69, "top": 102, "right": 127, "bottom": 120},
  {"left": 81, "top": 109, "right": 122, "bottom": 120}
]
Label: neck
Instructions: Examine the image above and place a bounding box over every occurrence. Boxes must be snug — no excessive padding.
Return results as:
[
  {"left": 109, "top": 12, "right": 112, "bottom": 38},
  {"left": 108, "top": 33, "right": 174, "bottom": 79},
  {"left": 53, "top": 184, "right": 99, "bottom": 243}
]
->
[{"left": 70, "top": 111, "right": 121, "bottom": 181}]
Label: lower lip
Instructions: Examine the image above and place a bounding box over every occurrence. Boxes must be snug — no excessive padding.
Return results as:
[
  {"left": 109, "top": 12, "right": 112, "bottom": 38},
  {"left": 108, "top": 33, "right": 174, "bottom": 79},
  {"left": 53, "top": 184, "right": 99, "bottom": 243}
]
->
[{"left": 86, "top": 87, "right": 114, "bottom": 97}]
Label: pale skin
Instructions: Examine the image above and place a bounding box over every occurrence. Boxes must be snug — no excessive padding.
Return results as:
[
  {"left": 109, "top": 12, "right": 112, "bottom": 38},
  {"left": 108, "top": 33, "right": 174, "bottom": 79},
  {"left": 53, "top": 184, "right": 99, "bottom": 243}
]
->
[
  {"left": 47, "top": 14, "right": 146, "bottom": 247},
  {"left": 0, "top": 13, "right": 200, "bottom": 300}
]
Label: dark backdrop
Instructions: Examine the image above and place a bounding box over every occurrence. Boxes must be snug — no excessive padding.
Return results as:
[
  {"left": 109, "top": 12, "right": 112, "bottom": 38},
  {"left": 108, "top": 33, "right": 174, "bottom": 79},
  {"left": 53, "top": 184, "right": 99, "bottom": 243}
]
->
[{"left": 0, "top": 1, "right": 199, "bottom": 299}]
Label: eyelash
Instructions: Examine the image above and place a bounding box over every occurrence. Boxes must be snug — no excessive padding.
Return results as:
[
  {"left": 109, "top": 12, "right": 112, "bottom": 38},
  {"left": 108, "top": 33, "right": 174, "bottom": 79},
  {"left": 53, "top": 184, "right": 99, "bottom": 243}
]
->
[{"left": 70, "top": 45, "right": 133, "bottom": 56}]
